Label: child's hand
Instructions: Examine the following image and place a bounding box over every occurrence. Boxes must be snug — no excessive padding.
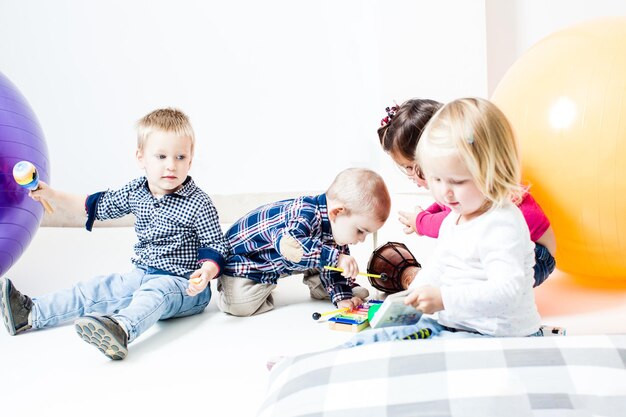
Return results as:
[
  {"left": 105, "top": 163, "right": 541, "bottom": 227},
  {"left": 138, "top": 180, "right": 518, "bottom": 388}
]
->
[
  {"left": 337, "top": 296, "right": 363, "bottom": 311},
  {"left": 404, "top": 285, "right": 443, "bottom": 314},
  {"left": 187, "top": 261, "right": 219, "bottom": 296},
  {"left": 28, "top": 180, "right": 54, "bottom": 202},
  {"left": 401, "top": 265, "right": 421, "bottom": 289},
  {"left": 336, "top": 254, "right": 359, "bottom": 278},
  {"left": 398, "top": 206, "right": 423, "bottom": 235}
]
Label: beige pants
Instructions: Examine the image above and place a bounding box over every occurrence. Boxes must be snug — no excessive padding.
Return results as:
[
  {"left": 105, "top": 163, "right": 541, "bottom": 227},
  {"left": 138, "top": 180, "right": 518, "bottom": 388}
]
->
[
  {"left": 218, "top": 272, "right": 370, "bottom": 317},
  {"left": 303, "top": 271, "right": 370, "bottom": 300},
  {"left": 217, "top": 275, "right": 275, "bottom": 317},
  {"left": 217, "top": 271, "right": 328, "bottom": 317},
  {"left": 302, "top": 270, "right": 330, "bottom": 300}
]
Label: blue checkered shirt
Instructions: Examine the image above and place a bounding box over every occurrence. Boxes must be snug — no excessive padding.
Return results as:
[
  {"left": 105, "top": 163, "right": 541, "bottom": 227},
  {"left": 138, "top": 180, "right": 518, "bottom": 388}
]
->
[
  {"left": 224, "top": 193, "right": 356, "bottom": 305},
  {"left": 85, "top": 176, "right": 229, "bottom": 277}
]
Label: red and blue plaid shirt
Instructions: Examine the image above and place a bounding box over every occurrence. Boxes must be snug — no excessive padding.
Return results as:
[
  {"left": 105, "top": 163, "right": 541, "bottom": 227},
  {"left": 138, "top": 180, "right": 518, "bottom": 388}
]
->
[{"left": 224, "top": 194, "right": 356, "bottom": 304}]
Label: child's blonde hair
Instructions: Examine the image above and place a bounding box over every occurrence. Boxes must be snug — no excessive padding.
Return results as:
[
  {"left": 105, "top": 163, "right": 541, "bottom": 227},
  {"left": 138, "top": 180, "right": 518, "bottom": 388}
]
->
[
  {"left": 326, "top": 168, "right": 391, "bottom": 222},
  {"left": 136, "top": 108, "right": 195, "bottom": 154},
  {"left": 417, "top": 97, "right": 524, "bottom": 207}
]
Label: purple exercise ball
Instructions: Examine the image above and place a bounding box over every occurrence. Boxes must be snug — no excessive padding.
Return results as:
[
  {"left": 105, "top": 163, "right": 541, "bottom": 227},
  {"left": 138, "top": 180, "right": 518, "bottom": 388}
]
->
[{"left": 0, "top": 71, "right": 50, "bottom": 276}]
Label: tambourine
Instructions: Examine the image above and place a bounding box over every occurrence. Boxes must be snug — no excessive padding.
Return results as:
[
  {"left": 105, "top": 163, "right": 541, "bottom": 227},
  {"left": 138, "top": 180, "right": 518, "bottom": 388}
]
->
[{"left": 367, "top": 242, "right": 421, "bottom": 294}]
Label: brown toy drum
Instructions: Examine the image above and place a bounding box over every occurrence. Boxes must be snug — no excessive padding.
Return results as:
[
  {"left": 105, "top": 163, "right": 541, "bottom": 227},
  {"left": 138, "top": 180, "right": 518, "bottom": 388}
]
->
[{"left": 367, "top": 242, "right": 421, "bottom": 294}]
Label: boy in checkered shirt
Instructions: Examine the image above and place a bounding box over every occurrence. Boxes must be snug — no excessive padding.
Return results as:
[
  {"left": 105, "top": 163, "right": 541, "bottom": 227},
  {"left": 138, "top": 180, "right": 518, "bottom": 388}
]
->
[
  {"left": 0, "top": 108, "right": 229, "bottom": 360},
  {"left": 219, "top": 168, "right": 391, "bottom": 316}
]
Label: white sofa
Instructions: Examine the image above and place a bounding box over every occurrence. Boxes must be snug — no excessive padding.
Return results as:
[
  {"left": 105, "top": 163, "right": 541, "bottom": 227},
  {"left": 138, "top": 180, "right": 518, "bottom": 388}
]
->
[{"left": 3, "top": 192, "right": 626, "bottom": 417}]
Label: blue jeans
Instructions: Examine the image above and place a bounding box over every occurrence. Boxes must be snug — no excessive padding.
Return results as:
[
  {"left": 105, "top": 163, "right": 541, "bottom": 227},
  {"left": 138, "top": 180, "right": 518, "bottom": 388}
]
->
[
  {"left": 533, "top": 243, "right": 556, "bottom": 287},
  {"left": 341, "top": 317, "right": 543, "bottom": 348},
  {"left": 30, "top": 267, "right": 211, "bottom": 342}
]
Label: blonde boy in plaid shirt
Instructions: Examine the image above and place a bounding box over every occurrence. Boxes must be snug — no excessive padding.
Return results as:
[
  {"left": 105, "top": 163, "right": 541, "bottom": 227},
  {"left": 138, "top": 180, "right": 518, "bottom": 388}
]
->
[{"left": 0, "top": 108, "right": 229, "bottom": 360}]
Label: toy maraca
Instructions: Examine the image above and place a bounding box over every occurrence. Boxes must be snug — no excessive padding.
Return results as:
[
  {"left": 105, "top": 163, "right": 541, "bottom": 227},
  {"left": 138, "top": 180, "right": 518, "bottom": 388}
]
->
[
  {"left": 12, "top": 161, "right": 54, "bottom": 214},
  {"left": 366, "top": 242, "right": 421, "bottom": 294}
]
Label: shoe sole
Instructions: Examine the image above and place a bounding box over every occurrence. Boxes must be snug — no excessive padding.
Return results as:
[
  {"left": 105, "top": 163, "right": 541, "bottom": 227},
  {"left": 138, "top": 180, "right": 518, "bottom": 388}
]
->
[
  {"left": 0, "top": 278, "right": 17, "bottom": 336},
  {"left": 75, "top": 317, "right": 128, "bottom": 360}
]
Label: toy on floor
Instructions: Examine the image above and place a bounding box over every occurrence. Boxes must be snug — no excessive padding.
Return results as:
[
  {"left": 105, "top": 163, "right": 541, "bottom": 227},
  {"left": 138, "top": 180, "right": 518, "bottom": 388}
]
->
[
  {"left": 314, "top": 301, "right": 384, "bottom": 333},
  {"left": 13, "top": 161, "right": 53, "bottom": 214},
  {"left": 327, "top": 305, "right": 370, "bottom": 333},
  {"left": 323, "top": 265, "right": 388, "bottom": 281},
  {"left": 312, "top": 307, "right": 349, "bottom": 320},
  {"left": 367, "top": 242, "right": 421, "bottom": 294}
]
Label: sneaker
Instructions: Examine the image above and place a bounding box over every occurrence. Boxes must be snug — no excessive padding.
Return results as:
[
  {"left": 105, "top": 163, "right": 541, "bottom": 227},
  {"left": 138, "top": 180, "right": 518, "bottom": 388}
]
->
[
  {"left": 75, "top": 315, "right": 128, "bottom": 360},
  {"left": 0, "top": 277, "right": 33, "bottom": 335}
]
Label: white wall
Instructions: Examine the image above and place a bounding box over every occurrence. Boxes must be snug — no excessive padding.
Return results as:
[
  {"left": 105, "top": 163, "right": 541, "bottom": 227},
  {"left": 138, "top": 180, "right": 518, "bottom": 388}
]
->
[
  {"left": 485, "top": 0, "right": 626, "bottom": 96},
  {"left": 0, "top": 0, "right": 487, "bottom": 196},
  {"left": 5, "top": 0, "right": 625, "bottom": 198},
  {"left": 3, "top": 0, "right": 626, "bottom": 309}
]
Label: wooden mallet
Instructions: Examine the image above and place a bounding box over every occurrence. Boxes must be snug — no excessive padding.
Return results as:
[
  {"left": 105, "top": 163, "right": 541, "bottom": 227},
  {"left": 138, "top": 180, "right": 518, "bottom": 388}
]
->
[{"left": 323, "top": 265, "right": 388, "bottom": 281}]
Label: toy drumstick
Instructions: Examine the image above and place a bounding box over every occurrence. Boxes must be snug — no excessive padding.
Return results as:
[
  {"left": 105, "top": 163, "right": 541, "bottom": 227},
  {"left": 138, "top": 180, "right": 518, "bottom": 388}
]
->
[
  {"left": 12, "top": 161, "right": 54, "bottom": 214},
  {"left": 323, "top": 265, "right": 388, "bottom": 281},
  {"left": 312, "top": 307, "right": 349, "bottom": 320}
]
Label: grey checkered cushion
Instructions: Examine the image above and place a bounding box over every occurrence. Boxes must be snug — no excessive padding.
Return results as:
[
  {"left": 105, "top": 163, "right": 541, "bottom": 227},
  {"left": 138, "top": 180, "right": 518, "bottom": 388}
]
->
[{"left": 258, "top": 335, "right": 626, "bottom": 417}]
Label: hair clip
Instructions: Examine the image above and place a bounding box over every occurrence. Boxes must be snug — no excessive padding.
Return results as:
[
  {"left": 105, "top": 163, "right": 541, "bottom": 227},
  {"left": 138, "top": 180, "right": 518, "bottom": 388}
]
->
[
  {"left": 467, "top": 134, "right": 475, "bottom": 144},
  {"left": 380, "top": 105, "right": 399, "bottom": 127}
]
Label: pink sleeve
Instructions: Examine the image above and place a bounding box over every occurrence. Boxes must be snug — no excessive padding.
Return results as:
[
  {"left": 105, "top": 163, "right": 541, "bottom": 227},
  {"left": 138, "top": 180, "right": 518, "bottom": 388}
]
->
[
  {"left": 415, "top": 203, "right": 450, "bottom": 238},
  {"left": 518, "top": 193, "right": 550, "bottom": 242}
]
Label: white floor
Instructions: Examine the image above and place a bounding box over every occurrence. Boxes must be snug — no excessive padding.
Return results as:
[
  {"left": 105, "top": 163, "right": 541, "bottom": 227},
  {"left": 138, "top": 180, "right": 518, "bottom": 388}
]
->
[
  {"left": 1, "top": 274, "right": 360, "bottom": 416},
  {"left": 4, "top": 209, "right": 626, "bottom": 416},
  {"left": 2, "top": 227, "right": 374, "bottom": 417}
]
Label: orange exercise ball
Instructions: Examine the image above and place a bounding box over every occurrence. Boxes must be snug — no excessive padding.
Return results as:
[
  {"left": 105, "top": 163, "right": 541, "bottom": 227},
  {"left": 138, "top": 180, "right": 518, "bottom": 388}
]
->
[{"left": 492, "top": 17, "right": 626, "bottom": 286}]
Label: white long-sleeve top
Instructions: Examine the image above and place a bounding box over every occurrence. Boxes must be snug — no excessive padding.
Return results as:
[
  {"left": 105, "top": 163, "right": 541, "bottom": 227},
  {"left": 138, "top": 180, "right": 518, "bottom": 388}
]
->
[{"left": 409, "top": 203, "right": 541, "bottom": 336}]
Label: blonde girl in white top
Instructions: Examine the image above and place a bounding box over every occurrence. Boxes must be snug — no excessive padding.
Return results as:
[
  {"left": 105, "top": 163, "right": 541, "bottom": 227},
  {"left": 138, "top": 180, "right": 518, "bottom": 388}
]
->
[{"left": 344, "top": 97, "right": 542, "bottom": 346}]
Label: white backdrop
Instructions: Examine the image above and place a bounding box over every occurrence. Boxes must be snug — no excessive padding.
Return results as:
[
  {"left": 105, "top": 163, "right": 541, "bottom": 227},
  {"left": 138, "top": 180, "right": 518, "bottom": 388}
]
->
[
  {"left": 0, "top": 0, "right": 487, "bottom": 195},
  {"left": 2, "top": 0, "right": 626, "bottom": 196},
  {"left": 485, "top": 0, "right": 626, "bottom": 95}
]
